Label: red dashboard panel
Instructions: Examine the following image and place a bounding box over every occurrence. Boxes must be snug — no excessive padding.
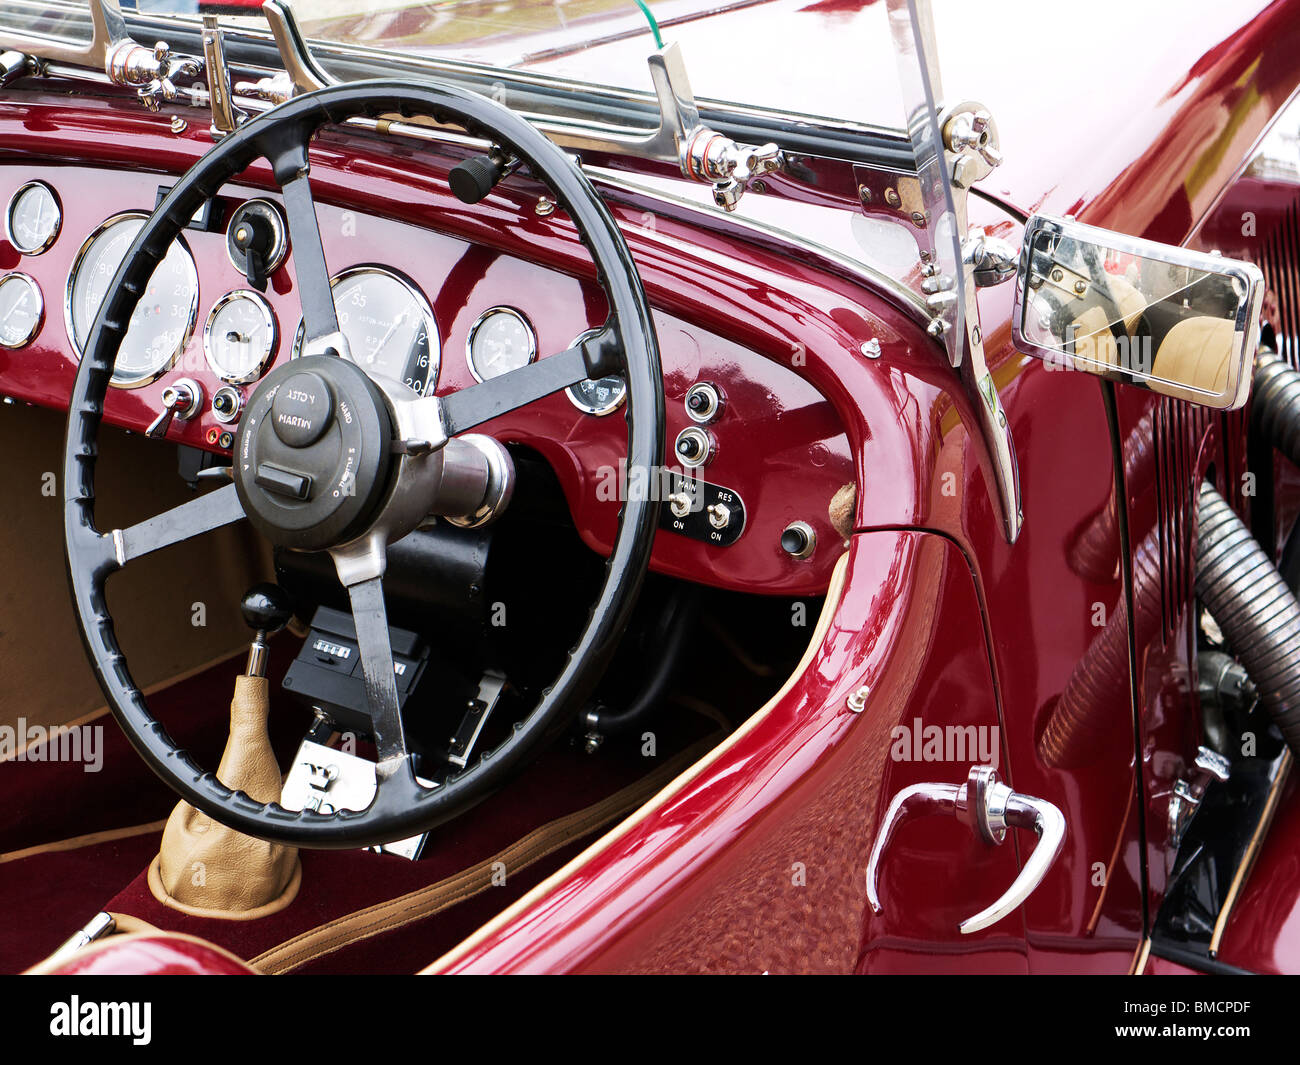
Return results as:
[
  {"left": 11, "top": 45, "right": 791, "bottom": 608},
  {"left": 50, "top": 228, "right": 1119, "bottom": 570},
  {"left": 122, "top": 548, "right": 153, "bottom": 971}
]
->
[{"left": 0, "top": 160, "right": 852, "bottom": 596}]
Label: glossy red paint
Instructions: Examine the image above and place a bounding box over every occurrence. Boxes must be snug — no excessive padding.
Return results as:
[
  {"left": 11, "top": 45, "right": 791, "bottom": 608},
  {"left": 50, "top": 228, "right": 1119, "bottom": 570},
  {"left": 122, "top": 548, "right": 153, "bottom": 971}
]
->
[
  {"left": 433, "top": 530, "right": 1024, "bottom": 973},
  {"left": 2, "top": 0, "right": 1295, "bottom": 969},
  {"left": 0, "top": 89, "right": 1150, "bottom": 972},
  {"left": 42, "top": 934, "right": 254, "bottom": 976}
]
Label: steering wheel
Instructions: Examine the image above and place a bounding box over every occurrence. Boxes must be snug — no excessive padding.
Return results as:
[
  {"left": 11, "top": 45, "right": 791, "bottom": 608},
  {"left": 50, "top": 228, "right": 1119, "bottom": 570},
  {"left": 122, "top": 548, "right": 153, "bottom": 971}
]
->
[{"left": 63, "top": 80, "right": 665, "bottom": 848}]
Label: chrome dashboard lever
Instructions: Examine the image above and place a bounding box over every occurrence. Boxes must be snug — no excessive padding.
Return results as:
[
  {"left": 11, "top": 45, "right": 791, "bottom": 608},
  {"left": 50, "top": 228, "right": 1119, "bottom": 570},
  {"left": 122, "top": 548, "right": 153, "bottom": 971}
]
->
[{"left": 866, "top": 765, "right": 1065, "bottom": 934}]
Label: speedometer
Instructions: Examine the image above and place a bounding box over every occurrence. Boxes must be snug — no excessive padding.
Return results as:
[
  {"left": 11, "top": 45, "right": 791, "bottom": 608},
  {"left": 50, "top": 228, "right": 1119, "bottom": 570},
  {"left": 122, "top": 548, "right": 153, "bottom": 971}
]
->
[
  {"left": 66, "top": 212, "right": 199, "bottom": 388},
  {"left": 293, "top": 266, "right": 440, "bottom": 395}
]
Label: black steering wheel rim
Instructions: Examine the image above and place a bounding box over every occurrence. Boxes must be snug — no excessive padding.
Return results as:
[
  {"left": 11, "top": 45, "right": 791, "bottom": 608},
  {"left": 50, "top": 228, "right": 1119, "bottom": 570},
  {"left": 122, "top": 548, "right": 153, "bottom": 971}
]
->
[{"left": 63, "top": 79, "right": 665, "bottom": 848}]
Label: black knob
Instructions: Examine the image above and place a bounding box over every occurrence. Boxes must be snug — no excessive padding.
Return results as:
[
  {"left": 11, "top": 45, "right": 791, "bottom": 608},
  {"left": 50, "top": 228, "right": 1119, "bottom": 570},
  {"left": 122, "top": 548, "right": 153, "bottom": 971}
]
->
[
  {"left": 240, "top": 583, "right": 293, "bottom": 635},
  {"left": 449, "top": 153, "right": 507, "bottom": 204},
  {"left": 677, "top": 433, "right": 705, "bottom": 462}
]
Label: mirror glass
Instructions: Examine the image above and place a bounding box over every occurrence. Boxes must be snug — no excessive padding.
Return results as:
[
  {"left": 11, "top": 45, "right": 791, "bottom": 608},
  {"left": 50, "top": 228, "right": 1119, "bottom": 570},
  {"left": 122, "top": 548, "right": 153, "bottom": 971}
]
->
[{"left": 1012, "top": 215, "right": 1264, "bottom": 409}]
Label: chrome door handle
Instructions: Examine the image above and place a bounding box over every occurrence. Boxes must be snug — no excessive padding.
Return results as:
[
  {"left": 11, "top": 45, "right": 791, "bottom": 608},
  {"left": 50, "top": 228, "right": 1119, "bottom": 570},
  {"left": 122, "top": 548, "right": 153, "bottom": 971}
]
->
[{"left": 866, "top": 765, "right": 1065, "bottom": 934}]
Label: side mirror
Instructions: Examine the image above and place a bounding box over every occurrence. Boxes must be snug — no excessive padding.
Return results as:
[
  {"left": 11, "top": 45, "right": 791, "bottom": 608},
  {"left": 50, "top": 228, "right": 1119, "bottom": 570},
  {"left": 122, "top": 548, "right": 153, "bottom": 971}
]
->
[{"left": 1011, "top": 215, "right": 1264, "bottom": 410}]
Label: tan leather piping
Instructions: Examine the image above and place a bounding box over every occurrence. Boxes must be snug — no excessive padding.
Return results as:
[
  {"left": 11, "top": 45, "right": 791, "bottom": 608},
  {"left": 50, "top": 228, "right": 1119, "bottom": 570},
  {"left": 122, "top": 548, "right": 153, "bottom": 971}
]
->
[
  {"left": 424, "top": 548, "right": 851, "bottom": 973},
  {"left": 0, "top": 819, "right": 167, "bottom": 865},
  {"left": 251, "top": 738, "right": 716, "bottom": 975}
]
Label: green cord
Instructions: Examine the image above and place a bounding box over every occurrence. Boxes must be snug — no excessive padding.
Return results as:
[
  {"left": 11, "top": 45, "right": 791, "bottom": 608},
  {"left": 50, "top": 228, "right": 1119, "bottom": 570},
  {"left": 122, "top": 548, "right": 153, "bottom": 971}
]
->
[{"left": 633, "top": 0, "right": 664, "bottom": 48}]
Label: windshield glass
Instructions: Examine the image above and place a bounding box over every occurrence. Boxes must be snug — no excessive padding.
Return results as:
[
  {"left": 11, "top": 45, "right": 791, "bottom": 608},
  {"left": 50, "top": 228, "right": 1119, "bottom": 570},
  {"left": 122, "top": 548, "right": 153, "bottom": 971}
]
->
[{"left": 5, "top": 0, "right": 969, "bottom": 334}]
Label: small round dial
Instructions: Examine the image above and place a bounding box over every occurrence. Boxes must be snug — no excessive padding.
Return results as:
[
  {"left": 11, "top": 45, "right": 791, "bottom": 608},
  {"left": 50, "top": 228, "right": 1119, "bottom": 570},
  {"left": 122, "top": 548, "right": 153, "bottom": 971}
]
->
[
  {"left": 205, "top": 290, "right": 276, "bottom": 383},
  {"left": 6, "top": 182, "right": 61, "bottom": 255},
  {"left": 565, "top": 327, "right": 626, "bottom": 416},
  {"left": 0, "top": 272, "right": 43, "bottom": 348},
  {"left": 467, "top": 307, "right": 535, "bottom": 382},
  {"left": 66, "top": 212, "right": 199, "bottom": 388},
  {"left": 294, "top": 267, "right": 440, "bottom": 394}
]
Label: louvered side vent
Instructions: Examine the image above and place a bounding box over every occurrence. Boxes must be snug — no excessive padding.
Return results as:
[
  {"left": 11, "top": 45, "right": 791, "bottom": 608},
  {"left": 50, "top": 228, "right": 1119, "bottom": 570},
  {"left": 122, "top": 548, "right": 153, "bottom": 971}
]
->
[
  {"left": 1153, "top": 398, "right": 1211, "bottom": 644},
  {"left": 1259, "top": 195, "right": 1300, "bottom": 367}
]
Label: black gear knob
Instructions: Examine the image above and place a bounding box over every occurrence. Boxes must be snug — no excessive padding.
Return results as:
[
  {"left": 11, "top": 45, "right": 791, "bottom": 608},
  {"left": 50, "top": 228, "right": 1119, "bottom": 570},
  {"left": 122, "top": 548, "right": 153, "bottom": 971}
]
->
[{"left": 241, "top": 583, "right": 293, "bottom": 637}]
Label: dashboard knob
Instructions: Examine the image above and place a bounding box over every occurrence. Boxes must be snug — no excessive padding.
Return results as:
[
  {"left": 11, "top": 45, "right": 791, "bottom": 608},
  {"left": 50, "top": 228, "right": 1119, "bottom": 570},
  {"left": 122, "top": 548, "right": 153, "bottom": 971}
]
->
[
  {"left": 449, "top": 153, "right": 508, "bottom": 204},
  {"left": 240, "top": 582, "right": 293, "bottom": 636}
]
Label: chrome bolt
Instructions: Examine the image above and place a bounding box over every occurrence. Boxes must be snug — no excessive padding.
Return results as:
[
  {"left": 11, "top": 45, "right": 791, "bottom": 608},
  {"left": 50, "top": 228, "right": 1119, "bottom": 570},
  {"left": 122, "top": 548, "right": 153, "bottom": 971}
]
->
[
  {"left": 535, "top": 197, "right": 556, "bottom": 217},
  {"left": 860, "top": 339, "right": 882, "bottom": 359},
  {"left": 846, "top": 686, "right": 870, "bottom": 713},
  {"left": 169, "top": 114, "right": 187, "bottom": 134}
]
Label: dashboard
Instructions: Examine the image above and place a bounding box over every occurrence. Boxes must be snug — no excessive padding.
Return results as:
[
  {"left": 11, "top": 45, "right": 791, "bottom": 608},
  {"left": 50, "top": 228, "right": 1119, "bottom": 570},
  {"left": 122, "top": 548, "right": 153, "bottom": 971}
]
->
[{"left": 0, "top": 160, "right": 853, "bottom": 596}]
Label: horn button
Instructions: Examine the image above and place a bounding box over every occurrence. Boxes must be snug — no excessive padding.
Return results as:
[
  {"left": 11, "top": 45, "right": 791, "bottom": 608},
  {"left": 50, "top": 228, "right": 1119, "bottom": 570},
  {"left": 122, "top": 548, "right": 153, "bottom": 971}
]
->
[{"left": 234, "top": 356, "right": 395, "bottom": 551}]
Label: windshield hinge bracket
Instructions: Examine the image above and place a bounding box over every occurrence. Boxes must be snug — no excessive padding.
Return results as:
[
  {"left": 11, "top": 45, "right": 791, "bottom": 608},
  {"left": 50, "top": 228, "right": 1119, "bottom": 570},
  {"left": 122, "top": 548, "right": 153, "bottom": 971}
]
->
[{"left": 646, "top": 43, "right": 782, "bottom": 211}]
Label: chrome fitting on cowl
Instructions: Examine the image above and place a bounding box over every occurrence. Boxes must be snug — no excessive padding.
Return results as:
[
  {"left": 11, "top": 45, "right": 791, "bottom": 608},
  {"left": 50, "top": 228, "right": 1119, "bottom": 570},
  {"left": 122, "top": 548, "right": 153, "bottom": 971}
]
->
[
  {"left": 683, "top": 128, "right": 782, "bottom": 211},
  {"left": 105, "top": 38, "right": 202, "bottom": 111}
]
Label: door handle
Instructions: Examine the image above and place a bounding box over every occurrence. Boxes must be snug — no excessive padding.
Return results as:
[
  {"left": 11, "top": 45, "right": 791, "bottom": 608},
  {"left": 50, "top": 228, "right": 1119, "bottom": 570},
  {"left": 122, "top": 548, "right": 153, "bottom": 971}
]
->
[{"left": 866, "top": 765, "right": 1065, "bottom": 934}]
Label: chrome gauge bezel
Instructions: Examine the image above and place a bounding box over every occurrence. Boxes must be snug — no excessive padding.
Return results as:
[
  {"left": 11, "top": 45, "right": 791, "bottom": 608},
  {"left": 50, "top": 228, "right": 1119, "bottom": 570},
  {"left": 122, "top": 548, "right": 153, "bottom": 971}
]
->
[
  {"left": 291, "top": 265, "right": 441, "bottom": 393},
  {"left": 5, "top": 181, "right": 61, "bottom": 255},
  {"left": 203, "top": 288, "right": 277, "bottom": 384},
  {"left": 64, "top": 210, "right": 200, "bottom": 390},
  {"left": 465, "top": 306, "right": 537, "bottom": 383},
  {"left": 565, "top": 327, "right": 627, "bottom": 416},
  {"left": 0, "top": 272, "right": 44, "bottom": 349}
]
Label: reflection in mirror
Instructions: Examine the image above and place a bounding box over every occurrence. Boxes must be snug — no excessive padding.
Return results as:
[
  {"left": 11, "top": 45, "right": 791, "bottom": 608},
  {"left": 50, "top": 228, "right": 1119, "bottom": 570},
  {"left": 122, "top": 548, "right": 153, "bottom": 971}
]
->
[{"left": 1012, "top": 216, "right": 1264, "bottom": 410}]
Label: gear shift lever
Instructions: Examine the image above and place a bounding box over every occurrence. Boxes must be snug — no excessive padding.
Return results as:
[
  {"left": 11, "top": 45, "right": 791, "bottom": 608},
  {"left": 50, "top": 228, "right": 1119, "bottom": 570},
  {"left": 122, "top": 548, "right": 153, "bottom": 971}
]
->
[
  {"left": 241, "top": 582, "right": 293, "bottom": 678},
  {"left": 149, "top": 583, "right": 301, "bottom": 918}
]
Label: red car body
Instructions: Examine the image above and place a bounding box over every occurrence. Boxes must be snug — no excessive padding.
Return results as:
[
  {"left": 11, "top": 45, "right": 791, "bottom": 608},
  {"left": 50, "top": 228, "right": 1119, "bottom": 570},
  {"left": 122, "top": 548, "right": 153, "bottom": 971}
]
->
[{"left": 3, "top": 0, "right": 1300, "bottom": 975}]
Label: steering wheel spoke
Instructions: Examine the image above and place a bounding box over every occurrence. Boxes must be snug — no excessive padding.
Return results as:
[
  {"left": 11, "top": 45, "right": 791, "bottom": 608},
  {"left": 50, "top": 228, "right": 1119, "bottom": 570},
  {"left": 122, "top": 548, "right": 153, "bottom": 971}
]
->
[
  {"left": 329, "top": 536, "right": 412, "bottom": 776},
  {"left": 260, "top": 134, "right": 346, "bottom": 356},
  {"left": 106, "top": 481, "right": 246, "bottom": 569},
  {"left": 437, "top": 325, "right": 621, "bottom": 436}
]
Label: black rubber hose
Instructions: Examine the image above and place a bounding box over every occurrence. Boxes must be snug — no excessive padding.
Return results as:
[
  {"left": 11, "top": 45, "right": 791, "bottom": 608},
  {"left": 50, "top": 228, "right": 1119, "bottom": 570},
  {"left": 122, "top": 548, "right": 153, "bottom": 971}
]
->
[{"left": 1195, "top": 481, "right": 1300, "bottom": 755}]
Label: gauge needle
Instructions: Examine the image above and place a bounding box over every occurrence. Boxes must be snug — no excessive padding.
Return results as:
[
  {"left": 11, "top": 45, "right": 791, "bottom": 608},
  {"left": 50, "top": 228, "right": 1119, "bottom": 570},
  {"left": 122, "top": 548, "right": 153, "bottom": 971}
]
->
[{"left": 368, "top": 307, "right": 411, "bottom": 364}]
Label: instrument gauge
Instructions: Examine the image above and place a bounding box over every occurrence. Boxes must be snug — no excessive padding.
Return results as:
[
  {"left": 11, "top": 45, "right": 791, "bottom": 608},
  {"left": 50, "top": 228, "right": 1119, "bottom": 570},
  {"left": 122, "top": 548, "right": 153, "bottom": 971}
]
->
[
  {"left": 66, "top": 211, "right": 199, "bottom": 389},
  {"left": 6, "top": 181, "right": 61, "bottom": 254},
  {"left": 0, "top": 272, "right": 43, "bottom": 348},
  {"left": 565, "top": 328, "right": 626, "bottom": 416},
  {"left": 467, "top": 307, "right": 535, "bottom": 382},
  {"left": 293, "top": 266, "right": 440, "bottom": 395},
  {"left": 204, "top": 290, "right": 276, "bottom": 383}
]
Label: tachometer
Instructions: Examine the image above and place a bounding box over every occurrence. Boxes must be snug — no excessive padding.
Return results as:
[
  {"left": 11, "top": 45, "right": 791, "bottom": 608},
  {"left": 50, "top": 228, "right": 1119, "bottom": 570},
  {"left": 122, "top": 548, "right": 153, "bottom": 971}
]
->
[
  {"left": 66, "top": 212, "right": 199, "bottom": 388},
  {"left": 293, "top": 266, "right": 439, "bottom": 394}
]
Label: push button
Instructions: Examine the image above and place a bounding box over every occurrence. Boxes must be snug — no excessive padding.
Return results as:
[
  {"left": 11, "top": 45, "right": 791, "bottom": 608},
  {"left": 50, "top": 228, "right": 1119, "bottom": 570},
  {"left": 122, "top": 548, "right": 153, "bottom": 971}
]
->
[{"left": 271, "top": 372, "right": 333, "bottom": 448}]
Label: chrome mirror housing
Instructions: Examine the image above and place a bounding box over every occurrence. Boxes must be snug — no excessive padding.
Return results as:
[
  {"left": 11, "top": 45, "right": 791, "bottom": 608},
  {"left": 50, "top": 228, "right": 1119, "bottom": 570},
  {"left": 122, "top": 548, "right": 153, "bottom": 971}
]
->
[{"left": 1012, "top": 215, "right": 1264, "bottom": 410}]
